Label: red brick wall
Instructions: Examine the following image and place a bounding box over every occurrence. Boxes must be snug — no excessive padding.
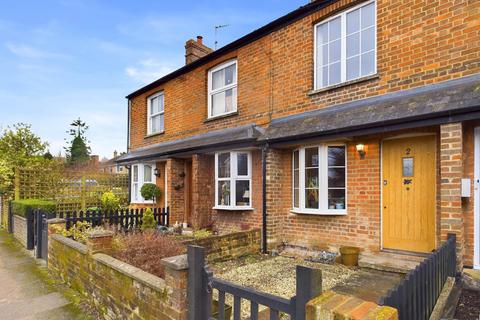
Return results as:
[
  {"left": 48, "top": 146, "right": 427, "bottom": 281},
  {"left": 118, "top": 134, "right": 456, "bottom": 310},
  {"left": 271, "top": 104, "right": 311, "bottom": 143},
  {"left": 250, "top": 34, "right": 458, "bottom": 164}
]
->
[
  {"left": 128, "top": 0, "right": 480, "bottom": 152},
  {"left": 166, "top": 158, "right": 186, "bottom": 225}
]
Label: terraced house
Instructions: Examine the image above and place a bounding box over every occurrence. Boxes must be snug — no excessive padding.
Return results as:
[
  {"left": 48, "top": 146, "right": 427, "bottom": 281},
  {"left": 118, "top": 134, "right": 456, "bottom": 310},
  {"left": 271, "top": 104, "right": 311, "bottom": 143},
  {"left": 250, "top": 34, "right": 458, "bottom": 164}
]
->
[{"left": 117, "top": 0, "right": 480, "bottom": 269}]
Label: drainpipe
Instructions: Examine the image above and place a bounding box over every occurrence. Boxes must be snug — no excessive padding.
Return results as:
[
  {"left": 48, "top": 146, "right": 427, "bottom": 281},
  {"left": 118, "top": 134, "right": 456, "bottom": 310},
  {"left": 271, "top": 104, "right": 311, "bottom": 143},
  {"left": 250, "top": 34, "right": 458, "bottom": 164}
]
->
[{"left": 261, "top": 143, "right": 269, "bottom": 254}]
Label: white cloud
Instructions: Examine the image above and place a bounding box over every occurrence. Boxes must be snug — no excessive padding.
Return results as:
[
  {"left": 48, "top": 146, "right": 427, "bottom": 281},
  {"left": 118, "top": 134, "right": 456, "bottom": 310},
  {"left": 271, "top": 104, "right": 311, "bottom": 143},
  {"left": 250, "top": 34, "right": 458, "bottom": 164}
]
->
[
  {"left": 5, "top": 42, "right": 70, "bottom": 60},
  {"left": 125, "top": 58, "right": 180, "bottom": 84}
]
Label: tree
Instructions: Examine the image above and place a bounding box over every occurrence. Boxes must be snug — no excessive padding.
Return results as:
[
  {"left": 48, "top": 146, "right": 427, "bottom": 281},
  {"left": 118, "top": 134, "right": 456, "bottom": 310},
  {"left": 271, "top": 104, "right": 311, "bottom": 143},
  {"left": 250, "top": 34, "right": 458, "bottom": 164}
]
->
[
  {"left": 64, "top": 118, "right": 91, "bottom": 165},
  {"left": 0, "top": 123, "right": 48, "bottom": 168}
]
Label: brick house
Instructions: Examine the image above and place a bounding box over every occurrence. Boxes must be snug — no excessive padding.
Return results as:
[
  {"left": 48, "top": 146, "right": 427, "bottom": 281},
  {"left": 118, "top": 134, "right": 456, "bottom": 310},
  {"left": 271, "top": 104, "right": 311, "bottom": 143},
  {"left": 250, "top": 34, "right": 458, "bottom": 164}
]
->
[{"left": 117, "top": 0, "right": 480, "bottom": 269}]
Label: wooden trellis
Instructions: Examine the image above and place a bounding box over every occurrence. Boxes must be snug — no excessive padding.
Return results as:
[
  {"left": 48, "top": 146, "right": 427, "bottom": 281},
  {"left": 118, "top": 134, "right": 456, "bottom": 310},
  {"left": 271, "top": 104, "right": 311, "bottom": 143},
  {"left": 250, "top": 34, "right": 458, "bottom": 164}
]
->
[{"left": 14, "top": 166, "right": 129, "bottom": 215}]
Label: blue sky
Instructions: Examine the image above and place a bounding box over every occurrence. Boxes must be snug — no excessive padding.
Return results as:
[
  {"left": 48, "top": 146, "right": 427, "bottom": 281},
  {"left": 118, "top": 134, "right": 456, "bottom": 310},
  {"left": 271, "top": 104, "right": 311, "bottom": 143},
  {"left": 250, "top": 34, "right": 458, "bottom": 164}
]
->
[{"left": 0, "top": 0, "right": 306, "bottom": 158}]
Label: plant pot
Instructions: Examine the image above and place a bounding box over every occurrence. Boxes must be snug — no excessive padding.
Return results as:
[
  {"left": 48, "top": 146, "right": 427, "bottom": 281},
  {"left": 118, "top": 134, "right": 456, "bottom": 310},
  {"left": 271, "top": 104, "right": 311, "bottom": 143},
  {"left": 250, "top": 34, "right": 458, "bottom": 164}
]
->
[
  {"left": 339, "top": 246, "right": 360, "bottom": 266},
  {"left": 212, "top": 300, "right": 232, "bottom": 320}
]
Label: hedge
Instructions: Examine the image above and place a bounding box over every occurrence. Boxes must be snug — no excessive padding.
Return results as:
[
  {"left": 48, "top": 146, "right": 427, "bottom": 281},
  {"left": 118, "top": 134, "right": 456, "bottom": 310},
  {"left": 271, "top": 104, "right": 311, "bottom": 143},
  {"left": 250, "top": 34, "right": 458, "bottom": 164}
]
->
[{"left": 12, "top": 199, "right": 56, "bottom": 218}]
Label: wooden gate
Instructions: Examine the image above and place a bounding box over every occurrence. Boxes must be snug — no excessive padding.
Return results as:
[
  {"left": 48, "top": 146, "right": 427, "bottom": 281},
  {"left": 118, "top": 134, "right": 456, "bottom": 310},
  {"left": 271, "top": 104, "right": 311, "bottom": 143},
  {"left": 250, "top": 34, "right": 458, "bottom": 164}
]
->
[{"left": 188, "top": 245, "right": 322, "bottom": 320}]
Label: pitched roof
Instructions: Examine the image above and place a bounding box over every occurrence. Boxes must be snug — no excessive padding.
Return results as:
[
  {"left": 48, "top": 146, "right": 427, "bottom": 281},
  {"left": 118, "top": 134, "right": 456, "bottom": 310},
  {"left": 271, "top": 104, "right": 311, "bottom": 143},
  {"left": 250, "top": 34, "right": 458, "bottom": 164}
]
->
[
  {"left": 116, "top": 124, "right": 264, "bottom": 164},
  {"left": 125, "top": 0, "right": 337, "bottom": 99},
  {"left": 261, "top": 73, "right": 480, "bottom": 143}
]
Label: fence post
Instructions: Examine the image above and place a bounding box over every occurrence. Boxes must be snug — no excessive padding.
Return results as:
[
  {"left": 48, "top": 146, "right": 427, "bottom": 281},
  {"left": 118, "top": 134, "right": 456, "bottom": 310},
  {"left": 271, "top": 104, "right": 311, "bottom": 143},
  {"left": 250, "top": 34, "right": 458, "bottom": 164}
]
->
[
  {"left": 14, "top": 167, "right": 20, "bottom": 200},
  {"left": 26, "top": 208, "right": 34, "bottom": 250},
  {"left": 188, "top": 245, "right": 209, "bottom": 320},
  {"left": 7, "top": 200, "right": 13, "bottom": 234},
  {"left": 295, "top": 266, "right": 322, "bottom": 320}
]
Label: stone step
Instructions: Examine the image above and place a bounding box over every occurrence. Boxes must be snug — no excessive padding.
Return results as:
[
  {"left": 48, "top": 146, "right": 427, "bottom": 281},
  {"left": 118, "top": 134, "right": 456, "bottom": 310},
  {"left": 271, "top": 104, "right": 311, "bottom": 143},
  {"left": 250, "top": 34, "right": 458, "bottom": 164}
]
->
[{"left": 359, "top": 252, "right": 425, "bottom": 274}]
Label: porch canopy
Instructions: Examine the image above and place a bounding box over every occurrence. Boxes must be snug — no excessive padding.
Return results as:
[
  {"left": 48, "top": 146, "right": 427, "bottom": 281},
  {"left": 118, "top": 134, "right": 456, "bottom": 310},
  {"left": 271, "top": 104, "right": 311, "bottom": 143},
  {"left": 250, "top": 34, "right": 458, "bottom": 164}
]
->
[
  {"left": 116, "top": 124, "right": 264, "bottom": 164},
  {"left": 261, "top": 73, "right": 480, "bottom": 145}
]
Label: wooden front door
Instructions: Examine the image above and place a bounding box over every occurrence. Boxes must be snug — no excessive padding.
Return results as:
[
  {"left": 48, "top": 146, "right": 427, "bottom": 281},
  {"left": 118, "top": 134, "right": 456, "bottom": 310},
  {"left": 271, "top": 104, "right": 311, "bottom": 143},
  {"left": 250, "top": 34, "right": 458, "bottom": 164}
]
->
[{"left": 382, "top": 135, "right": 436, "bottom": 253}]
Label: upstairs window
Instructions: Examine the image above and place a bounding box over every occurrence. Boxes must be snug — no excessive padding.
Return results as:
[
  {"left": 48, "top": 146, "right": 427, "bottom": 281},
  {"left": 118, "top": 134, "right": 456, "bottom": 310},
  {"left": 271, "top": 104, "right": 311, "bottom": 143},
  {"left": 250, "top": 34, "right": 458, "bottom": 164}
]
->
[
  {"left": 147, "top": 92, "right": 164, "bottom": 135},
  {"left": 292, "top": 145, "right": 347, "bottom": 214},
  {"left": 214, "top": 151, "right": 251, "bottom": 209},
  {"left": 208, "top": 60, "right": 237, "bottom": 118},
  {"left": 131, "top": 163, "right": 155, "bottom": 203},
  {"left": 315, "top": 0, "right": 376, "bottom": 89}
]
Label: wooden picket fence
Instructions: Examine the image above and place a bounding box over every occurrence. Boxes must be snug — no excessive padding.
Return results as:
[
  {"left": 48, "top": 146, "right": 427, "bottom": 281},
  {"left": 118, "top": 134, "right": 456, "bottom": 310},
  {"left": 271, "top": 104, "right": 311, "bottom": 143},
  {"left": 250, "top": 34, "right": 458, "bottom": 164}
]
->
[{"left": 60, "top": 207, "right": 170, "bottom": 231}]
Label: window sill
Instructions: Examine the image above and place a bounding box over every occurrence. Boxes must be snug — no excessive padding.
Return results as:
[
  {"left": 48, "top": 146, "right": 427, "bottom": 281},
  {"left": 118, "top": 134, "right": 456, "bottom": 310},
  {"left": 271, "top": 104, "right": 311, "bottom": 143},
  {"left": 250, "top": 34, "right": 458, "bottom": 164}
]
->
[
  {"left": 290, "top": 209, "right": 347, "bottom": 216},
  {"left": 308, "top": 74, "right": 379, "bottom": 96},
  {"left": 144, "top": 131, "right": 164, "bottom": 139},
  {"left": 130, "top": 201, "right": 155, "bottom": 205},
  {"left": 213, "top": 206, "right": 254, "bottom": 211},
  {"left": 204, "top": 111, "right": 238, "bottom": 123}
]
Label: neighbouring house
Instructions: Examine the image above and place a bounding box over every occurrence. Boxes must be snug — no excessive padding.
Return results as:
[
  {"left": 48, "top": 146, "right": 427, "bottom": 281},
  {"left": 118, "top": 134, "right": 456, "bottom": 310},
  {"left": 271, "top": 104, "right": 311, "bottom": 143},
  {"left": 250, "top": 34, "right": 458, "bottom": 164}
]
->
[
  {"left": 100, "top": 151, "right": 127, "bottom": 174},
  {"left": 117, "top": 0, "right": 480, "bottom": 270}
]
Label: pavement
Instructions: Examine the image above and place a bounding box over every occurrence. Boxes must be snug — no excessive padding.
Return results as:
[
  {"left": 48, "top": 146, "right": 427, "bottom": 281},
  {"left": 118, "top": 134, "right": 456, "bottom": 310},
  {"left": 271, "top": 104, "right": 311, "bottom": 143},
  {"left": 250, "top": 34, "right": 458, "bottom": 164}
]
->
[{"left": 0, "top": 229, "right": 87, "bottom": 320}]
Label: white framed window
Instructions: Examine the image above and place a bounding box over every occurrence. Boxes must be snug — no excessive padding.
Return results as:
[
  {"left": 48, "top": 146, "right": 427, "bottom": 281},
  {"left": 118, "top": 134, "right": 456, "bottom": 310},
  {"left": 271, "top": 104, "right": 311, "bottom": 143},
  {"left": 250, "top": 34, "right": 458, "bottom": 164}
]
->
[
  {"left": 147, "top": 92, "right": 164, "bottom": 135},
  {"left": 214, "top": 151, "right": 252, "bottom": 210},
  {"left": 292, "top": 145, "right": 347, "bottom": 214},
  {"left": 131, "top": 163, "right": 156, "bottom": 203},
  {"left": 208, "top": 60, "right": 237, "bottom": 119},
  {"left": 314, "top": 0, "right": 376, "bottom": 89}
]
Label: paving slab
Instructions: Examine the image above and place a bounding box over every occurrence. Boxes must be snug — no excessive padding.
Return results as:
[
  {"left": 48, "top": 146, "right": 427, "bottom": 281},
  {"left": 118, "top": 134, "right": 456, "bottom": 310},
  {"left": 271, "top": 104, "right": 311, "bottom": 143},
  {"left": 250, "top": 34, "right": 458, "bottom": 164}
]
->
[
  {"left": 359, "top": 251, "right": 425, "bottom": 274},
  {"left": 331, "top": 268, "right": 404, "bottom": 304},
  {"left": 0, "top": 229, "right": 86, "bottom": 320}
]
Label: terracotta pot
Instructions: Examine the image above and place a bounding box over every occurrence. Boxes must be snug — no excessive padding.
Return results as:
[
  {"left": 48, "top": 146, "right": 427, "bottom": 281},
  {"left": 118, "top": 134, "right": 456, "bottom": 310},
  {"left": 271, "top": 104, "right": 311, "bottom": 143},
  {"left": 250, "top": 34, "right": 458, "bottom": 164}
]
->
[{"left": 339, "top": 246, "right": 360, "bottom": 266}]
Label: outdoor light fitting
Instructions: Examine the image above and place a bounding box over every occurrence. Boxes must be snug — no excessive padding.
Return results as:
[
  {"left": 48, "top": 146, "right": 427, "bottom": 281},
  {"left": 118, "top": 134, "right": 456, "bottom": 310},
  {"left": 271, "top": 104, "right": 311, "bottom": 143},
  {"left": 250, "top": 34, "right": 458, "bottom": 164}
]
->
[{"left": 356, "top": 143, "right": 366, "bottom": 159}]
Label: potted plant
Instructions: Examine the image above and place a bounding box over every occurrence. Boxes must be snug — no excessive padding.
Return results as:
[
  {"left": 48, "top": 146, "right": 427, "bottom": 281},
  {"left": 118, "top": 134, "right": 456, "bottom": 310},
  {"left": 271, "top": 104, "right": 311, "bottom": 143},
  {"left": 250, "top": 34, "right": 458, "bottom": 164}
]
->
[{"left": 141, "top": 183, "right": 162, "bottom": 204}]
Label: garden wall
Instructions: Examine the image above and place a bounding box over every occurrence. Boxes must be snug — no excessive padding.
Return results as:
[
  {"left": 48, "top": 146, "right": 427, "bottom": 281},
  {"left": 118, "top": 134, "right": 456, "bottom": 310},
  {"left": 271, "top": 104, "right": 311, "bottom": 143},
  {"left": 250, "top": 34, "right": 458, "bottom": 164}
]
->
[
  {"left": 48, "top": 233, "right": 188, "bottom": 320},
  {"left": 183, "top": 228, "right": 261, "bottom": 262},
  {"left": 13, "top": 215, "right": 28, "bottom": 248}
]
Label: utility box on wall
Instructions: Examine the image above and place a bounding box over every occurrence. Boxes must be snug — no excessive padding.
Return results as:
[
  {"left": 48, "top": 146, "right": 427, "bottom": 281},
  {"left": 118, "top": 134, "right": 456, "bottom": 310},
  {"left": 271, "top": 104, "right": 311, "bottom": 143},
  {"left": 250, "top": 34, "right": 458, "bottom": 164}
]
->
[{"left": 461, "top": 178, "right": 471, "bottom": 197}]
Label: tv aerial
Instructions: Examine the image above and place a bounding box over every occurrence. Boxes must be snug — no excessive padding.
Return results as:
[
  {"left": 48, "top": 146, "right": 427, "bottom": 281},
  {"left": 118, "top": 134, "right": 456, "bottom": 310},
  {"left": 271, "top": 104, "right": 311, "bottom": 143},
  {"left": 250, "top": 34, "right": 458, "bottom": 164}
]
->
[{"left": 214, "top": 24, "right": 230, "bottom": 50}]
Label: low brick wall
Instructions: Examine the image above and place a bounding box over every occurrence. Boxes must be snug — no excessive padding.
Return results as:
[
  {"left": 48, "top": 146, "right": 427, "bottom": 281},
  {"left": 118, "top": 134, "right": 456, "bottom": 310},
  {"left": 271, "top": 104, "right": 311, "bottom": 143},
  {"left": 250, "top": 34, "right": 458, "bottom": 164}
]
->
[
  {"left": 48, "top": 233, "right": 188, "bottom": 320},
  {"left": 13, "top": 215, "right": 28, "bottom": 248},
  {"left": 183, "top": 228, "right": 261, "bottom": 262},
  {"left": 306, "top": 291, "right": 398, "bottom": 320}
]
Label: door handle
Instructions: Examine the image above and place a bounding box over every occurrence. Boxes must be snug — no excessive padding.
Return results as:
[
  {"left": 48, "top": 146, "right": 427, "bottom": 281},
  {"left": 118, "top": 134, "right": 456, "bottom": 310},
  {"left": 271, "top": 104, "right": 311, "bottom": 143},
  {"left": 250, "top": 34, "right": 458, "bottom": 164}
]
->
[{"left": 383, "top": 180, "right": 388, "bottom": 186}]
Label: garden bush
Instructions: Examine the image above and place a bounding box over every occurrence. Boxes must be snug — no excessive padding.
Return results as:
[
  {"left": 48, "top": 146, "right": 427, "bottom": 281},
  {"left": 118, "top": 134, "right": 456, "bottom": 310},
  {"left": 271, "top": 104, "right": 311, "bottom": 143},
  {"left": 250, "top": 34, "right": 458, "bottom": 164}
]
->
[
  {"left": 101, "top": 191, "right": 120, "bottom": 212},
  {"left": 141, "top": 208, "right": 156, "bottom": 231},
  {"left": 12, "top": 199, "right": 55, "bottom": 217},
  {"left": 112, "top": 231, "right": 185, "bottom": 278}
]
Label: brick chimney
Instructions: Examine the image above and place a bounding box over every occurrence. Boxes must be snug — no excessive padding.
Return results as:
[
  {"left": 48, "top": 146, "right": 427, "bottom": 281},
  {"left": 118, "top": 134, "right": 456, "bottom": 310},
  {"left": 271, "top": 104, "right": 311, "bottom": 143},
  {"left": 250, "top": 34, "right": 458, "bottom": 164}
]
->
[
  {"left": 113, "top": 150, "right": 118, "bottom": 158},
  {"left": 185, "top": 36, "right": 213, "bottom": 65}
]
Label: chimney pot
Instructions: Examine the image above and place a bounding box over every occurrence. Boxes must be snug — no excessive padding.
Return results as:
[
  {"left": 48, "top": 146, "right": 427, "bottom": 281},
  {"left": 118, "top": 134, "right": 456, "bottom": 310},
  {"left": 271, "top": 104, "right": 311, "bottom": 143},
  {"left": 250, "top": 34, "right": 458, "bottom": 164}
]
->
[{"left": 197, "top": 36, "right": 203, "bottom": 45}]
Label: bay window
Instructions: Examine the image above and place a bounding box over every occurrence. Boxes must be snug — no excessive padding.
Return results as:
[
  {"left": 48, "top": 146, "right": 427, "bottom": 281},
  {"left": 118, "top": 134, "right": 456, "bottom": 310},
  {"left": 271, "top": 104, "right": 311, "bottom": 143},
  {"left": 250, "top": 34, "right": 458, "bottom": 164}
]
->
[
  {"left": 215, "top": 151, "right": 252, "bottom": 209},
  {"left": 131, "top": 163, "right": 156, "bottom": 203},
  {"left": 208, "top": 60, "right": 237, "bottom": 118},
  {"left": 292, "top": 145, "right": 347, "bottom": 214},
  {"left": 147, "top": 92, "right": 164, "bottom": 135},
  {"left": 314, "top": 0, "right": 376, "bottom": 89}
]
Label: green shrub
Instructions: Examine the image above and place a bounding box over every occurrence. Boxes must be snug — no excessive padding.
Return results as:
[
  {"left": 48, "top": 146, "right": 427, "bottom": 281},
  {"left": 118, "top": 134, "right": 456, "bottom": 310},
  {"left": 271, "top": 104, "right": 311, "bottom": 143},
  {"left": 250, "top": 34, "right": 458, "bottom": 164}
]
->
[
  {"left": 11, "top": 199, "right": 55, "bottom": 217},
  {"left": 140, "top": 183, "right": 161, "bottom": 201},
  {"left": 101, "top": 191, "right": 120, "bottom": 212},
  {"left": 141, "top": 208, "right": 156, "bottom": 231}
]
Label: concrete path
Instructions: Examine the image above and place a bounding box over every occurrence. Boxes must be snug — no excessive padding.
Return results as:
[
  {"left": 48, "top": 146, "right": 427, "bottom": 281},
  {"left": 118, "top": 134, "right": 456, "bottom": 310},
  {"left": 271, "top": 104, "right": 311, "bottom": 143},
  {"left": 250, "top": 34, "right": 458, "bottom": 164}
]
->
[{"left": 0, "top": 229, "right": 86, "bottom": 319}]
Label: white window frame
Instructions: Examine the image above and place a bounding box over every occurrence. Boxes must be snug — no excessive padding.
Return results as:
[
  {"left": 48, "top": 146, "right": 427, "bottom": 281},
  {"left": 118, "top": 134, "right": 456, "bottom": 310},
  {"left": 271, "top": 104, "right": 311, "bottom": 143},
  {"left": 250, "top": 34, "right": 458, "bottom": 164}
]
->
[
  {"left": 207, "top": 60, "right": 238, "bottom": 119},
  {"left": 313, "top": 0, "right": 377, "bottom": 90},
  {"left": 292, "top": 144, "right": 347, "bottom": 215},
  {"left": 130, "top": 163, "right": 156, "bottom": 204},
  {"left": 214, "top": 151, "right": 252, "bottom": 210},
  {"left": 147, "top": 91, "right": 165, "bottom": 135}
]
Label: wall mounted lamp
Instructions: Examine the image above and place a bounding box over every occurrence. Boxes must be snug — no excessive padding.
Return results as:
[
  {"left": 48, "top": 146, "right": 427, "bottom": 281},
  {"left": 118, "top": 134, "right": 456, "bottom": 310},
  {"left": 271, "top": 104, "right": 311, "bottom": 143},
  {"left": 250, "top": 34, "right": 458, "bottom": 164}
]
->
[
  {"left": 356, "top": 143, "right": 366, "bottom": 159},
  {"left": 154, "top": 168, "right": 161, "bottom": 177}
]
